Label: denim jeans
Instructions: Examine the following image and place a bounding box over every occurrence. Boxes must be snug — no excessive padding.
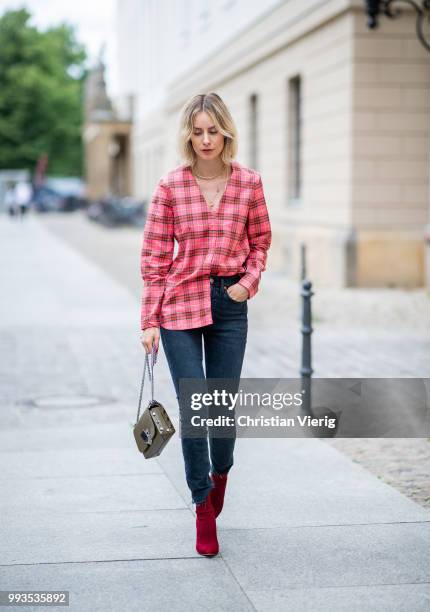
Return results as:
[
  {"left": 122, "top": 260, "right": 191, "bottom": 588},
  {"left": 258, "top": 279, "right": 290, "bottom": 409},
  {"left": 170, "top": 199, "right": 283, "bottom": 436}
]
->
[{"left": 160, "top": 273, "right": 248, "bottom": 504}]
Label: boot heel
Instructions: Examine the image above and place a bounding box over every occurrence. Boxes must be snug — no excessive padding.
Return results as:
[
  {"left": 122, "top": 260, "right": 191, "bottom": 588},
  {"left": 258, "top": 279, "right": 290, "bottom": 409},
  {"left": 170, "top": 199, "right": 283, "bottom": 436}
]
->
[{"left": 195, "top": 497, "right": 219, "bottom": 557}]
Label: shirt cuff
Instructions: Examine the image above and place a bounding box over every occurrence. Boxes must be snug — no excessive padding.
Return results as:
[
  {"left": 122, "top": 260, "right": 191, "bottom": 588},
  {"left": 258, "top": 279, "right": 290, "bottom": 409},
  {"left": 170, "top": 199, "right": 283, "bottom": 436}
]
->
[
  {"left": 141, "top": 319, "right": 160, "bottom": 331},
  {"left": 238, "top": 274, "right": 258, "bottom": 299}
]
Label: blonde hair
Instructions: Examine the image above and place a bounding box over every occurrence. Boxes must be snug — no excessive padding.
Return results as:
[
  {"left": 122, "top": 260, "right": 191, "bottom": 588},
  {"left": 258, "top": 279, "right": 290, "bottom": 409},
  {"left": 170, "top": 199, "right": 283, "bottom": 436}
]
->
[{"left": 178, "top": 92, "right": 238, "bottom": 168}]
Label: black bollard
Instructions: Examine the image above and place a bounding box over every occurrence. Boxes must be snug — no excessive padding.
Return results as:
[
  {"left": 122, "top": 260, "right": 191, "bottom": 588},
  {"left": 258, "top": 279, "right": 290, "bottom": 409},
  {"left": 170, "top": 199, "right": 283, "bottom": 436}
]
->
[{"left": 300, "top": 243, "right": 313, "bottom": 415}]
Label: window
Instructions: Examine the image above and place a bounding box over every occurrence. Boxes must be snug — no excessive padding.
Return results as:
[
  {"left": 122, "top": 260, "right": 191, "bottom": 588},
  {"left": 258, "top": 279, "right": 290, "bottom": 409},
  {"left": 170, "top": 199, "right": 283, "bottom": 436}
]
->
[
  {"left": 288, "top": 75, "right": 302, "bottom": 203},
  {"left": 249, "top": 93, "right": 259, "bottom": 171}
]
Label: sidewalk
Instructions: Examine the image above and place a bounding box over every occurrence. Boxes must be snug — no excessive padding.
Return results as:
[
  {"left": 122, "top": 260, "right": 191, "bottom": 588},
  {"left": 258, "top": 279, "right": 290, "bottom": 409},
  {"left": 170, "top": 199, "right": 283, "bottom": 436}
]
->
[{"left": 0, "top": 214, "right": 429, "bottom": 612}]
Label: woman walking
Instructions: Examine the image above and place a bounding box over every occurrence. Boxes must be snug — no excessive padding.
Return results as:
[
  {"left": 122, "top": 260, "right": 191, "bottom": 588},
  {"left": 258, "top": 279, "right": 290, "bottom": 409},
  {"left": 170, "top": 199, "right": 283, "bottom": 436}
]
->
[{"left": 140, "top": 92, "right": 272, "bottom": 556}]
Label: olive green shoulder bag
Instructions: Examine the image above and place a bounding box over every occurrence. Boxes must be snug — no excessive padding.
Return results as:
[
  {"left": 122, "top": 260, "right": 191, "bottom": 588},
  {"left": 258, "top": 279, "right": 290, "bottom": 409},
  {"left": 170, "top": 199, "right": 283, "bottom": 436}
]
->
[{"left": 133, "top": 345, "right": 175, "bottom": 459}]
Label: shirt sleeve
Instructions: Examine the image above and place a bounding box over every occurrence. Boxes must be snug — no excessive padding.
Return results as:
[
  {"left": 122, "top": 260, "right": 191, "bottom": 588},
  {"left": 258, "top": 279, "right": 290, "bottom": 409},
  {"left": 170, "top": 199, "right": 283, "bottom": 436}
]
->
[
  {"left": 238, "top": 173, "right": 272, "bottom": 299},
  {"left": 140, "top": 179, "right": 174, "bottom": 330}
]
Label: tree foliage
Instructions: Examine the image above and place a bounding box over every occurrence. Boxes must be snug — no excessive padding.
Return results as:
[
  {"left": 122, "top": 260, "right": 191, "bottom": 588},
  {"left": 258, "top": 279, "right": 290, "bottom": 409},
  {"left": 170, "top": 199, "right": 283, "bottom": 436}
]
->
[{"left": 0, "top": 9, "right": 87, "bottom": 176}]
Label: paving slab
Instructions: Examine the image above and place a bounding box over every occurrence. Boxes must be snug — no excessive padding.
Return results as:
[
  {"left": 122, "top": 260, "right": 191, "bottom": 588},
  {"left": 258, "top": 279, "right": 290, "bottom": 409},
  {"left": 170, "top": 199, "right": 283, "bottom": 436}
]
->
[
  {"left": 247, "top": 584, "right": 430, "bottom": 612},
  {"left": 1, "top": 508, "right": 199, "bottom": 565},
  {"left": 220, "top": 522, "right": 430, "bottom": 590},
  {"left": 0, "top": 558, "right": 255, "bottom": 612},
  {"left": 1, "top": 472, "right": 185, "bottom": 515},
  {"left": 0, "top": 447, "right": 163, "bottom": 479}
]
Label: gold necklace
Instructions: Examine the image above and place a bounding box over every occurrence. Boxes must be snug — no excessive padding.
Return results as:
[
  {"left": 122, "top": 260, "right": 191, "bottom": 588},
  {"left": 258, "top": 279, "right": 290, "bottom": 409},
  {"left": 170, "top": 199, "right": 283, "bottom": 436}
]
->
[
  {"left": 194, "top": 168, "right": 230, "bottom": 208},
  {"left": 204, "top": 178, "right": 229, "bottom": 208},
  {"left": 192, "top": 163, "right": 229, "bottom": 180},
  {"left": 193, "top": 170, "right": 224, "bottom": 180}
]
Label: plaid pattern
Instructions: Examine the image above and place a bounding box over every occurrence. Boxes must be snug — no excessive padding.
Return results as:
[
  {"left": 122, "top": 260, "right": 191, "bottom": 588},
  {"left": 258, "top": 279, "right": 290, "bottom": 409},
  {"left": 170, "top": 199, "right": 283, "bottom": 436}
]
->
[{"left": 140, "top": 160, "right": 272, "bottom": 330}]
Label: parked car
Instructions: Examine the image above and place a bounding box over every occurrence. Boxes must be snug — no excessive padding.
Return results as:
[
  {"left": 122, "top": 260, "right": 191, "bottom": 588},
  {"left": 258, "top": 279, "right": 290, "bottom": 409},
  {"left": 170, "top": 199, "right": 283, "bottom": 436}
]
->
[
  {"left": 87, "top": 196, "right": 146, "bottom": 227},
  {"left": 32, "top": 186, "right": 61, "bottom": 212},
  {"left": 33, "top": 177, "right": 87, "bottom": 213}
]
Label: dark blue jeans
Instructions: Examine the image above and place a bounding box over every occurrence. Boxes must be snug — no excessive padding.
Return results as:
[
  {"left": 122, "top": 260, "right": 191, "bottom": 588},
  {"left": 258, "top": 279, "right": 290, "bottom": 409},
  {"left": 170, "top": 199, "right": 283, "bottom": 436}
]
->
[{"left": 160, "top": 274, "right": 248, "bottom": 504}]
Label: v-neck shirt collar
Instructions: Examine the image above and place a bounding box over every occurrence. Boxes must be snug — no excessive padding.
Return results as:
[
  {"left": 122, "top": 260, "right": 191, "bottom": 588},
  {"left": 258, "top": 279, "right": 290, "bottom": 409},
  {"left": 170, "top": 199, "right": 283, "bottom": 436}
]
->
[{"left": 187, "top": 161, "right": 236, "bottom": 213}]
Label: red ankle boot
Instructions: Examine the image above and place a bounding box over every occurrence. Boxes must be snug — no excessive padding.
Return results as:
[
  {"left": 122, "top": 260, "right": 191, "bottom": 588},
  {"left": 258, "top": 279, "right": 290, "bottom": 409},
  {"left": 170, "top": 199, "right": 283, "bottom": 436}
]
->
[
  {"left": 195, "top": 497, "right": 219, "bottom": 557},
  {"left": 209, "top": 472, "right": 228, "bottom": 518}
]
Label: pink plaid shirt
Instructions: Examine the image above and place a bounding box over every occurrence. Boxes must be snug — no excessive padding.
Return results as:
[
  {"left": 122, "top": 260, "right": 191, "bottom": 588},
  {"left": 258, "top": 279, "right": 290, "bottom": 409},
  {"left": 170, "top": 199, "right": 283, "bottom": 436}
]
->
[{"left": 140, "top": 159, "right": 272, "bottom": 330}]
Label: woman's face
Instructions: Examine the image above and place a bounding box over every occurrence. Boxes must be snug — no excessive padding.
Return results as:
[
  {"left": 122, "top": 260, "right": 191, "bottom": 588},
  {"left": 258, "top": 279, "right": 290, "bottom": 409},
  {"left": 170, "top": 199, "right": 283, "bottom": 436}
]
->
[{"left": 190, "top": 111, "right": 225, "bottom": 164}]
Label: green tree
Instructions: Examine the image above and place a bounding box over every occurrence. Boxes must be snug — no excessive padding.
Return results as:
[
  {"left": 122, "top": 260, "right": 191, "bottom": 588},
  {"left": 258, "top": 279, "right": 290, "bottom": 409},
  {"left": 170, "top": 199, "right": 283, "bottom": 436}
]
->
[{"left": 0, "top": 8, "right": 87, "bottom": 176}]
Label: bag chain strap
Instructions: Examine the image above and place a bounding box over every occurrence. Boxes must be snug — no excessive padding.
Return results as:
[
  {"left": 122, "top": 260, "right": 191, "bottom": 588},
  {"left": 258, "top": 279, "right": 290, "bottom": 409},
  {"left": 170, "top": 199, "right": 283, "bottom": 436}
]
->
[{"left": 136, "top": 344, "right": 158, "bottom": 423}]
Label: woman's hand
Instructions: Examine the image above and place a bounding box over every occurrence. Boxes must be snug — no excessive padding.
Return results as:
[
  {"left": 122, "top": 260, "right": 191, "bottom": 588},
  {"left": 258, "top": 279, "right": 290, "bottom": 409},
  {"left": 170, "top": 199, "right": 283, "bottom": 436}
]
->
[
  {"left": 141, "top": 326, "right": 160, "bottom": 354},
  {"left": 226, "top": 283, "right": 249, "bottom": 302}
]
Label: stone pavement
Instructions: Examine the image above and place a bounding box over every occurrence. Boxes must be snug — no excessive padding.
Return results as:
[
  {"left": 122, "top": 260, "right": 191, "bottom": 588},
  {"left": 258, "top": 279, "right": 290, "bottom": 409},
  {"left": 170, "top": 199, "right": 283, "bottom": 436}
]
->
[{"left": 0, "top": 213, "right": 429, "bottom": 611}]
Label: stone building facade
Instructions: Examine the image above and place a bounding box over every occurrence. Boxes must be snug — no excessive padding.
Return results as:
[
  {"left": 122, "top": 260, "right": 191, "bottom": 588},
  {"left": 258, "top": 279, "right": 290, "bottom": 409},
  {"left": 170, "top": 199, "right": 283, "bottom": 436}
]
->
[
  {"left": 83, "top": 59, "right": 132, "bottom": 200},
  {"left": 114, "top": 0, "right": 430, "bottom": 288}
]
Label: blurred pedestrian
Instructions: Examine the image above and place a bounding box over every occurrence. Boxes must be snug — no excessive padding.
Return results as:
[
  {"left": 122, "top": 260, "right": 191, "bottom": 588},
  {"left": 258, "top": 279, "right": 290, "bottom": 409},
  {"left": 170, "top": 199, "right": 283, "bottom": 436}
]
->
[
  {"left": 14, "top": 182, "right": 32, "bottom": 220},
  {"left": 5, "top": 185, "right": 17, "bottom": 217},
  {"left": 140, "top": 92, "right": 272, "bottom": 557}
]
